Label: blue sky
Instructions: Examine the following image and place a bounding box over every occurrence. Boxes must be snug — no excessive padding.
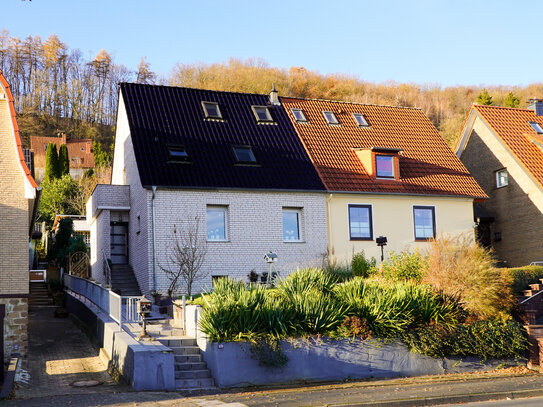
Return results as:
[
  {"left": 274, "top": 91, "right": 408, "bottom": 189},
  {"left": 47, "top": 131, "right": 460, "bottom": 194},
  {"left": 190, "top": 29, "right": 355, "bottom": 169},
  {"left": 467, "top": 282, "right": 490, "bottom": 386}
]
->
[{"left": 3, "top": 0, "right": 540, "bottom": 87}]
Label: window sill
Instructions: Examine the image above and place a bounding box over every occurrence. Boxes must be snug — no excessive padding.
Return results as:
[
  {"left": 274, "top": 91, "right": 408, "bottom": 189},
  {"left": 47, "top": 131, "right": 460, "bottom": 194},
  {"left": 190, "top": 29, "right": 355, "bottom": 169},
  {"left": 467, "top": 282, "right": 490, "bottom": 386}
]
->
[
  {"left": 207, "top": 239, "right": 230, "bottom": 243},
  {"left": 414, "top": 238, "right": 434, "bottom": 242},
  {"left": 283, "top": 240, "right": 305, "bottom": 243},
  {"left": 350, "top": 238, "right": 374, "bottom": 241}
]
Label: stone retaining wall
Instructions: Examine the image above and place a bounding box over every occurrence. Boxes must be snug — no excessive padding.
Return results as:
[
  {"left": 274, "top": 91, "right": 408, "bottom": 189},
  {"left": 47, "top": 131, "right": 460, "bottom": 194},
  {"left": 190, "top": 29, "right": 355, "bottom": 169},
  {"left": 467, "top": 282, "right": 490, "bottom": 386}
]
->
[{"left": 1, "top": 297, "right": 28, "bottom": 359}]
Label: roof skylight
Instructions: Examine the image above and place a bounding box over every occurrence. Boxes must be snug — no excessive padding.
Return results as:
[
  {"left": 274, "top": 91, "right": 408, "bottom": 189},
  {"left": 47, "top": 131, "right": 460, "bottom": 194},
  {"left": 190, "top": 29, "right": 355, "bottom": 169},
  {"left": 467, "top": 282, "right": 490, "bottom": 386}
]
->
[
  {"left": 168, "top": 145, "right": 190, "bottom": 162},
  {"left": 291, "top": 108, "right": 307, "bottom": 123},
  {"left": 252, "top": 106, "right": 273, "bottom": 122},
  {"left": 202, "top": 101, "right": 222, "bottom": 119},
  {"left": 323, "top": 111, "right": 339, "bottom": 125},
  {"left": 529, "top": 121, "right": 543, "bottom": 134},
  {"left": 353, "top": 113, "right": 369, "bottom": 127},
  {"left": 232, "top": 145, "right": 257, "bottom": 164}
]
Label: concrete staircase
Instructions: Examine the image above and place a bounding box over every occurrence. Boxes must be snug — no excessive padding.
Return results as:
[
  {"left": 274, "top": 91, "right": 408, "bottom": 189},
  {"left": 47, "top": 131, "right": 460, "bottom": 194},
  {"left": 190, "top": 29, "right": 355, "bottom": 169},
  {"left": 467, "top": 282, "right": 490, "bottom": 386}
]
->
[
  {"left": 110, "top": 264, "right": 141, "bottom": 296},
  {"left": 29, "top": 282, "right": 52, "bottom": 306},
  {"left": 518, "top": 280, "right": 543, "bottom": 369},
  {"left": 153, "top": 327, "right": 215, "bottom": 391}
]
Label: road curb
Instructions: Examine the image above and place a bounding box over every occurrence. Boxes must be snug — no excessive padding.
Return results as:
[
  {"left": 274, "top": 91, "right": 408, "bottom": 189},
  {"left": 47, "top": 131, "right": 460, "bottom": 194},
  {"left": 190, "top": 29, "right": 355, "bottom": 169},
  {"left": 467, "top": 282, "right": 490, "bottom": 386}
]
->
[{"left": 330, "top": 388, "right": 543, "bottom": 406}]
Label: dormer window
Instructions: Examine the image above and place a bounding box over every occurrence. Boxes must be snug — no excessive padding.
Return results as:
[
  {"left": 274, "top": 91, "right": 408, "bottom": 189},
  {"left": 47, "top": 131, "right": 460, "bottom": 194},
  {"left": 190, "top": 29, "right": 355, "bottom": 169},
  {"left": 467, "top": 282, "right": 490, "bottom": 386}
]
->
[
  {"left": 323, "top": 111, "right": 339, "bottom": 125},
  {"left": 232, "top": 145, "right": 257, "bottom": 164},
  {"left": 529, "top": 121, "right": 543, "bottom": 134},
  {"left": 202, "top": 101, "right": 222, "bottom": 119},
  {"left": 353, "top": 113, "right": 369, "bottom": 127},
  {"left": 252, "top": 106, "right": 273, "bottom": 122},
  {"left": 375, "top": 155, "right": 395, "bottom": 178},
  {"left": 168, "top": 145, "right": 190, "bottom": 163},
  {"left": 291, "top": 108, "right": 307, "bottom": 123}
]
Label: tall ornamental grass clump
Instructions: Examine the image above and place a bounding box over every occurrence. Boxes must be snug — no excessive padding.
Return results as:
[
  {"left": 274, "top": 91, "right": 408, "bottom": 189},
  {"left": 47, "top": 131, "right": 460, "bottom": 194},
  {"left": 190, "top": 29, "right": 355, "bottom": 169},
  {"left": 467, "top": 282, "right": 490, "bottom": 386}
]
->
[
  {"left": 423, "top": 233, "right": 513, "bottom": 319},
  {"left": 333, "top": 279, "right": 462, "bottom": 337}
]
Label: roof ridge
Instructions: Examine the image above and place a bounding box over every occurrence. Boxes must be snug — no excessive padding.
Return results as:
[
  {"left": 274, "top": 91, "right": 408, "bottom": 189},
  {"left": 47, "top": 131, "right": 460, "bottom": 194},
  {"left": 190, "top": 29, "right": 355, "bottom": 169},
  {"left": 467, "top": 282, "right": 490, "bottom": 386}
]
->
[
  {"left": 473, "top": 104, "right": 533, "bottom": 112},
  {"left": 280, "top": 95, "right": 423, "bottom": 110},
  {"left": 120, "top": 82, "right": 273, "bottom": 98}
]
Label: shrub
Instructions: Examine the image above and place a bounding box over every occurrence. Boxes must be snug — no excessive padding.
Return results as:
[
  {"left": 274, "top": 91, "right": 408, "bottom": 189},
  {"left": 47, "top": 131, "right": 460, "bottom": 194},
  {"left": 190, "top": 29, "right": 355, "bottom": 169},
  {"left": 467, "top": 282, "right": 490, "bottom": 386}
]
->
[
  {"left": 381, "top": 249, "right": 428, "bottom": 282},
  {"left": 507, "top": 266, "right": 543, "bottom": 294},
  {"left": 403, "top": 317, "right": 528, "bottom": 359},
  {"left": 325, "top": 263, "right": 353, "bottom": 283},
  {"left": 351, "top": 251, "right": 377, "bottom": 277},
  {"left": 335, "top": 316, "right": 373, "bottom": 339},
  {"left": 423, "top": 233, "right": 514, "bottom": 319}
]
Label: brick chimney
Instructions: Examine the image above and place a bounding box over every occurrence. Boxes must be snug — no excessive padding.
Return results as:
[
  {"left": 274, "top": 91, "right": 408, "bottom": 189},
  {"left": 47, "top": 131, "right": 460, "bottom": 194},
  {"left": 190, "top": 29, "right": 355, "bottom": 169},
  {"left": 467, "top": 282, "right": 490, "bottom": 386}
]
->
[{"left": 527, "top": 98, "right": 543, "bottom": 116}]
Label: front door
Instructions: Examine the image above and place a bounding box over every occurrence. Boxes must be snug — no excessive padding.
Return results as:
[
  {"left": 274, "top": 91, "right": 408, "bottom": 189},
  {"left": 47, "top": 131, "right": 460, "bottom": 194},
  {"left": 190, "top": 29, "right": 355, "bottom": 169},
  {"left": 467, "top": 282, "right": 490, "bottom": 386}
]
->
[{"left": 110, "top": 222, "right": 128, "bottom": 265}]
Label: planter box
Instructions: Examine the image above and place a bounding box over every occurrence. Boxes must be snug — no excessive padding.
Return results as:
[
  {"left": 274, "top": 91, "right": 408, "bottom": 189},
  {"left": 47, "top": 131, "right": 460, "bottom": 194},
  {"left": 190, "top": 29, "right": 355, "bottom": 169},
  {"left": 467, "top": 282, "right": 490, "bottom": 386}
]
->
[{"left": 200, "top": 337, "right": 521, "bottom": 388}]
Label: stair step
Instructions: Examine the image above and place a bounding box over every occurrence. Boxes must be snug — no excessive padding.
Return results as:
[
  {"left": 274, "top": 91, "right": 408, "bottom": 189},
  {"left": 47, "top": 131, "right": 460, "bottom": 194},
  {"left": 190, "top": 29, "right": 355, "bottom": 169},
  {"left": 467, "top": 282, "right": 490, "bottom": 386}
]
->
[
  {"left": 169, "top": 346, "right": 200, "bottom": 355},
  {"left": 530, "top": 284, "right": 543, "bottom": 291},
  {"left": 158, "top": 338, "right": 196, "bottom": 347},
  {"left": 175, "top": 362, "right": 207, "bottom": 371},
  {"left": 523, "top": 290, "right": 540, "bottom": 297},
  {"left": 175, "top": 369, "right": 211, "bottom": 380},
  {"left": 175, "top": 354, "right": 202, "bottom": 363},
  {"left": 175, "top": 378, "right": 214, "bottom": 389}
]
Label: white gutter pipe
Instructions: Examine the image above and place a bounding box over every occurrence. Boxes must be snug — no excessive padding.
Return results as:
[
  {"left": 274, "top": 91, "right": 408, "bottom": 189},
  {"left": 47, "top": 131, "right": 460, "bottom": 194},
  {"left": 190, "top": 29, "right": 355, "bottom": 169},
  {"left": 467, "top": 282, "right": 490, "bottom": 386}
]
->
[{"left": 151, "top": 186, "right": 157, "bottom": 292}]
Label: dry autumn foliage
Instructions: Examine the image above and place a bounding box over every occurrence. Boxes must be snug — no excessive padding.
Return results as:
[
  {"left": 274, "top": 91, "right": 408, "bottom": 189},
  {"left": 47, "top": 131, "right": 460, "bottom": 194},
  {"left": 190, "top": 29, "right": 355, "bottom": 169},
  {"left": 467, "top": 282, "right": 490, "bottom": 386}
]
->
[{"left": 423, "top": 233, "right": 514, "bottom": 319}]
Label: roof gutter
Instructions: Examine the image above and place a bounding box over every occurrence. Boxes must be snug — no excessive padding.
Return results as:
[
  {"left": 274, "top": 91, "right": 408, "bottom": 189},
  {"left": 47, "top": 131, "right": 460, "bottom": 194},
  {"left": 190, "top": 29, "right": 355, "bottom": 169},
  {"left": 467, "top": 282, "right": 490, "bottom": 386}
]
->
[{"left": 151, "top": 186, "right": 157, "bottom": 293}]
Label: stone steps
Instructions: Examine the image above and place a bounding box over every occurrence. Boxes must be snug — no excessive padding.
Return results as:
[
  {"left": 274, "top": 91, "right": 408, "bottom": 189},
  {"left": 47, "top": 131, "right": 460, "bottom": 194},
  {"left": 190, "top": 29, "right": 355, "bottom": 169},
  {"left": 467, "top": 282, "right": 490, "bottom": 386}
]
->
[
  {"left": 110, "top": 264, "right": 141, "bottom": 296},
  {"left": 29, "top": 282, "right": 52, "bottom": 306},
  {"left": 155, "top": 336, "right": 215, "bottom": 390}
]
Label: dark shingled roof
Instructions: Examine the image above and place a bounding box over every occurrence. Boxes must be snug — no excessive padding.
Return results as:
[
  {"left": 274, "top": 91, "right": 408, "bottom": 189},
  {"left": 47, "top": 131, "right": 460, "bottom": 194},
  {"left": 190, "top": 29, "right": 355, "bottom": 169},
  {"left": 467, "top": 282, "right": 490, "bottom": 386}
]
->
[{"left": 120, "top": 83, "right": 325, "bottom": 191}]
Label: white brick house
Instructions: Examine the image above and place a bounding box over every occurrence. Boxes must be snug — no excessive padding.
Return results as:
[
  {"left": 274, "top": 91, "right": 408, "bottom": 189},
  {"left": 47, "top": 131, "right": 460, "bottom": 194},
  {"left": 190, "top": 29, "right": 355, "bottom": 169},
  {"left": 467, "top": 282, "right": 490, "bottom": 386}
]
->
[{"left": 88, "top": 84, "right": 327, "bottom": 295}]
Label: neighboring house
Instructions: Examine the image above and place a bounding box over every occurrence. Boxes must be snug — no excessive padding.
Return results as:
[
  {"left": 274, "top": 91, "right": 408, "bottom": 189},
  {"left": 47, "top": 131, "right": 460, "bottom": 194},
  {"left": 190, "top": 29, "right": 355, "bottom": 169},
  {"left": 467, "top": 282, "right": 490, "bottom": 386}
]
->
[
  {"left": 0, "top": 69, "right": 39, "bottom": 359},
  {"left": 52, "top": 214, "right": 91, "bottom": 253},
  {"left": 280, "top": 97, "right": 487, "bottom": 264},
  {"left": 87, "top": 84, "right": 327, "bottom": 295},
  {"left": 456, "top": 100, "right": 543, "bottom": 266},
  {"left": 30, "top": 134, "right": 95, "bottom": 180}
]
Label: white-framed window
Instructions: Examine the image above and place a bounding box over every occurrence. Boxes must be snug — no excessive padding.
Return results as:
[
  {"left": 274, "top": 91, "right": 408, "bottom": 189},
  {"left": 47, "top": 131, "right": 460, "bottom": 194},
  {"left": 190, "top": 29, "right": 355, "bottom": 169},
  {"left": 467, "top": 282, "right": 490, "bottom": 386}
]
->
[
  {"left": 413, "top": 206, "right": 436, "bottom": 240},
  {"left": 206, "top": 206, "right": 228, "bottom": 241},
  {"left": 232, "top": 145, "right": 257, "bottom": 163},
  {"left": 322, "top": 111, "right": 339, "bottom": 125},
  {"left": 496, "top": 169, "right": 508, "bottom": 188},
  {"left": 251, "top": 105, "right": 273, "bottom": 122},
  {"left": 529, "top": 121, "right": 543, "bottom": 134},
  {"left": 202, "top": 101, "right": 222, "bottom": 119},
  {"left": 291, "top": 108, "right": 307, "bottom": 123},
  {"left": 348, "top": 204, "right": 373, "bottom": 240},
  {"left": 353, "top": 113, "right": 369, "bottom": 127},
  {"left": 282, "top": 208, "right": 302, "bottom": 242},
  {"left": 375, "top": 155, "right": 395, "bottom": 178}
]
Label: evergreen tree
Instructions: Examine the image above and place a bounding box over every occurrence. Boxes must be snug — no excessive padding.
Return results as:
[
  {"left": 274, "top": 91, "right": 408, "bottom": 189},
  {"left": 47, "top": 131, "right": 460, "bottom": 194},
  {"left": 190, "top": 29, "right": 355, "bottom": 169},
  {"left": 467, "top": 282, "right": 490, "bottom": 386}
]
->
[
  {"left": 476, "top": 89, "right": 493, "bottom": 106},
  {"left": 92, "top": 140, "right": 111, "bottom": 167},
  {"left": 504, "top": 92, "right": 520, "bottom": 108},
  {"left": 58, "top": 144, "right": 69, "bottom": 176},
  {"left": 44, "top": 142, "right": 60, "bottom": 182}
]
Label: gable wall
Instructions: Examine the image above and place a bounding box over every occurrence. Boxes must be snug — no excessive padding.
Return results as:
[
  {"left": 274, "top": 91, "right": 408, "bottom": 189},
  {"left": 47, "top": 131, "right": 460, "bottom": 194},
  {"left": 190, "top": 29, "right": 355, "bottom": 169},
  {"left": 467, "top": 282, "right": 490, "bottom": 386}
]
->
[
  {"left": 460, "top": 117, "right": 543, "bottom": 266},
  {"left": 151, "top": 189, "right": 327, "bottom": 295},
  {"left": 112, "top": 94, "right": 150, "bottom": 293},
  {"left": 0, "top": 80, "right": 30, "bottom": 357}
]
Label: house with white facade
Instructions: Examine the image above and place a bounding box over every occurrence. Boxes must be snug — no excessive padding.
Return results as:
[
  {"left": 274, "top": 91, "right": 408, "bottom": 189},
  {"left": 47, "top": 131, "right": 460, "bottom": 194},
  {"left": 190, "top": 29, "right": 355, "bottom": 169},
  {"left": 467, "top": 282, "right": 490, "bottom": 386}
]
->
[{"left": 87, "top": 84, "right": 327, "bottom": 296}]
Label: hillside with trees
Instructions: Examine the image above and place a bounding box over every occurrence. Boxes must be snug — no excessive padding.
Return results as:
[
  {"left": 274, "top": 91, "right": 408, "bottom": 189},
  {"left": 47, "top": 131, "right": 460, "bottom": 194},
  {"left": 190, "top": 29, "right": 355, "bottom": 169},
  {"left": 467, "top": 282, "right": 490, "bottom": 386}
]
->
[{"left": 2, "top": 30, "right": 543, "bottom": 151}]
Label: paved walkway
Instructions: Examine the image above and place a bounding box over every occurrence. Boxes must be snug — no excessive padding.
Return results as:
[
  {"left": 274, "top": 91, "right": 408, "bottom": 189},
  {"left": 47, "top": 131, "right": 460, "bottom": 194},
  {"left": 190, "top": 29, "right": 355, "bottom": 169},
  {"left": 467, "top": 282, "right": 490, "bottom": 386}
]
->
[{"left": 12, "top": 305, "right": 125, "bottom": 400}]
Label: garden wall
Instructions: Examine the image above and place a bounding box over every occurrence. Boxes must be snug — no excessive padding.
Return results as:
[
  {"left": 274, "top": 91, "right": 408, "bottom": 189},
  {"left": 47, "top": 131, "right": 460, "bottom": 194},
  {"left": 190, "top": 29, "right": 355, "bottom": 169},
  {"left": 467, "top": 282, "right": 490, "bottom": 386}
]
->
[{"left": 185, "top": 305, "right": 520, "bottom": 388}]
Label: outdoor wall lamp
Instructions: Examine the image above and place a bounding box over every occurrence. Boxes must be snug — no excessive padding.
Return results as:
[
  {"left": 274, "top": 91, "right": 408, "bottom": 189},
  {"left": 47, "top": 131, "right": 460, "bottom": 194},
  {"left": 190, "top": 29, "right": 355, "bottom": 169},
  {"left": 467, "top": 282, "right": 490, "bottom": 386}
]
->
[{"left": 376, "top": 236, "right": 387, "bottom": 262}]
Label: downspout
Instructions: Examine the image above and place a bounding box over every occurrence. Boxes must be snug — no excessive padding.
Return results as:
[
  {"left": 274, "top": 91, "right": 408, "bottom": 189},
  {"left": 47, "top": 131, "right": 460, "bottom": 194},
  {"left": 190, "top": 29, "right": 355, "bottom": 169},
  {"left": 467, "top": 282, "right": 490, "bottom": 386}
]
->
[
  {"left": 326, "top": 193, "right": 333, "bottom": 266},
  {"left": 151, "top": 186, "right": 157, "bottom": 292}
]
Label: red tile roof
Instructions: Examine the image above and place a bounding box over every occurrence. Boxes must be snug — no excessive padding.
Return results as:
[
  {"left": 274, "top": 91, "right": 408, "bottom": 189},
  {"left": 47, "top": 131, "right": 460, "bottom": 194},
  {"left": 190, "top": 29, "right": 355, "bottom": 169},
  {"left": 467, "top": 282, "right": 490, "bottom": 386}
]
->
[
  {"left": 281, "top": 97, "right": 486, "bottom": 198},
  {"left": 470, "top": 104, "right": 543, "bottom": 189},
  {"left": 0, "top": 69, "right": 37, "bottom": 189}
]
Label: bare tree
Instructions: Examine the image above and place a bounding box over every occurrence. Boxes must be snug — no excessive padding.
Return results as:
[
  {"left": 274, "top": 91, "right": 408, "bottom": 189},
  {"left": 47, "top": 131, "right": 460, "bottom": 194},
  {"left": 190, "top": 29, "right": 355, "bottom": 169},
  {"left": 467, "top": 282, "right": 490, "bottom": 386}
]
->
[{"left": 160, "top": 216, "right": 208, "bottom": 297}]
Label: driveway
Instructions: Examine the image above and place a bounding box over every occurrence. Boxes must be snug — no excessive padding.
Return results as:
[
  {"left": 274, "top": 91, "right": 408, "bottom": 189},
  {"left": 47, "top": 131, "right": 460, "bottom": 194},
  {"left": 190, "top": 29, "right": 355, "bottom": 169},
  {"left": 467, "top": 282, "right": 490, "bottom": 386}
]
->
[{"left": 12, "top": 305, "right": 126, "bottom": 400}]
